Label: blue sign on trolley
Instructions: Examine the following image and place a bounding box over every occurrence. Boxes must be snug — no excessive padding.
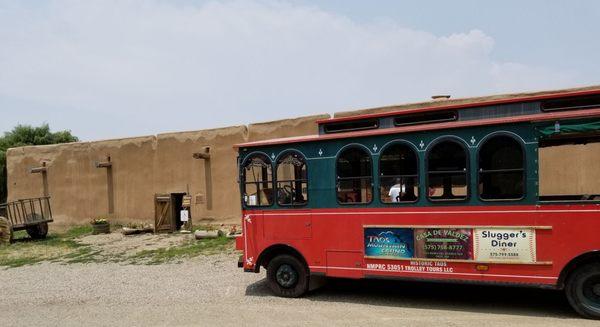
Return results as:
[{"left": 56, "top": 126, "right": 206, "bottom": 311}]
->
[{"left": 364, "top": 227, "right": 414, "bottom": 259}]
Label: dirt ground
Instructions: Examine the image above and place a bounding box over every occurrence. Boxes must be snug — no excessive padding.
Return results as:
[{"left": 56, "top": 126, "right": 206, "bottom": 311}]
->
[
  {"left": 0, "top": 227, "right": 236, "bottom": 267},
  {"left": 78, "top": 232, "right": 194, "bottom": 256},
  {"left": 1, "top": 252, "right": 598, "bottom": 327}
]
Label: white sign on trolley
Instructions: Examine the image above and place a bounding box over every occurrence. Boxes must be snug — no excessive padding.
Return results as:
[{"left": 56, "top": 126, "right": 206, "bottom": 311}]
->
[{"left": 474, "top": 228, "right": 536, "bottom": 263}]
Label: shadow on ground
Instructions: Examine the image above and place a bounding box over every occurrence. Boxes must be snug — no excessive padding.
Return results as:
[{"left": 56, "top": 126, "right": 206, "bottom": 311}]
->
[
  {"left": 246, "top": 277, "right": 576, "bottom": 319},
  {"left": 10, "top": 235, "right": 55, "bottom": 243}
]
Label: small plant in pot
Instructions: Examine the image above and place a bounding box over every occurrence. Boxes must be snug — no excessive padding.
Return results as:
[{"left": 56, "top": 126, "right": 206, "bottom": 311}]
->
[{"left": 91, "top": 218, "right": 110, "bottom": 234}]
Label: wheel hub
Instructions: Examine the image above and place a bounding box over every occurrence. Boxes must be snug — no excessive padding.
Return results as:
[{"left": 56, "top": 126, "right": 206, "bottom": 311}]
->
[
  {"left": 581, "top": 275, "right": 600, "bottom": 308},
  {"left": 276, "top": 264, "right": 298, "bottom": 288}
]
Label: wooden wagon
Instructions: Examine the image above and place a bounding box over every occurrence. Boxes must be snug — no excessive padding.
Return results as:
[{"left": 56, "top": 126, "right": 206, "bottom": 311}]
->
[{"left": 0, "top": 197, "right": 53, "bottom": 242}]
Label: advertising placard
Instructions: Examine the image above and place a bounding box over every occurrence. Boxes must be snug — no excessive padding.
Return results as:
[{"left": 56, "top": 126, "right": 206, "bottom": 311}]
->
[
  {"left": 414, "top": 228, "right": 473, "bottom": 260},
  {"left": 364, "top": 228, "right": 414, "bottom": 259},
  {"left": 474, "top": 228, "right": 536, "bottom": 263}
]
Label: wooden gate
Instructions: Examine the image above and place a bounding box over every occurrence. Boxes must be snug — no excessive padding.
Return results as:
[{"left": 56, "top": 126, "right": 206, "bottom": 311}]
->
[{"left": 154, "top": 194, "right": 175, "bottom": 233}]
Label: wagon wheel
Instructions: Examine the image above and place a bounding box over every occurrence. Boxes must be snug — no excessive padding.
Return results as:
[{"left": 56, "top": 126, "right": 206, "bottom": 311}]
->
[
  {"left": 25, "top": 213, "right": 48, "bottom": 239},
  {"left": 26, "top": 222, "right": 48, "bottom": 239},
  {"left": 0, "top": 216, "right": 13, "bottom": 245}
]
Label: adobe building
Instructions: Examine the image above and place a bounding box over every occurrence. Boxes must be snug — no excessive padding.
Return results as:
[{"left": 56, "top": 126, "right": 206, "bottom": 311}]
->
[{"left": 6, "top": 85, "right": 600, "bottom": 229}]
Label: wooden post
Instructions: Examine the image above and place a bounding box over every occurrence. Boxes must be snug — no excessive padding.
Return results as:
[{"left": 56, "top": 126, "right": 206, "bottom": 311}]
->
[
  {"left": 96, "top": 156, "right": 114, "bottom": 215},
  {"left": 193, "top": 147, "right": 213, "bottom": 211},
  {"left": 106, "top": 166, "right": 114, "bottom": 214},
  {"left": 204, "top": 159, "right": 212, "bottom": 211},
  {"left": 30, "top": 162, "right": 49, "bottom": 197}
]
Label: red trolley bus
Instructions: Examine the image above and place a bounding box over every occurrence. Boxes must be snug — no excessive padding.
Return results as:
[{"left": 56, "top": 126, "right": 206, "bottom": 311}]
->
[{"left": 235, "top": 87, "right": 600, "bottom": 319}]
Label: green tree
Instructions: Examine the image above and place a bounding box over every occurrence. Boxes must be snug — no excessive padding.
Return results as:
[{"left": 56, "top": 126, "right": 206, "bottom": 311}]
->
[{"left": 0, "top": 124, "right": 78, "bottom": 202}]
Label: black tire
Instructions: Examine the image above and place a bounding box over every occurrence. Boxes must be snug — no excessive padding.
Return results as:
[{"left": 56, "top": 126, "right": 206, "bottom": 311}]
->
[
  {"left": 26, "top": 222, "right": 48, "bottom": 239},
  {"left": 266, "top": 254, "right": 309, "bottom": 298},
  {"left": 566, "top": 262, "right": 600, "bottom": 319}
]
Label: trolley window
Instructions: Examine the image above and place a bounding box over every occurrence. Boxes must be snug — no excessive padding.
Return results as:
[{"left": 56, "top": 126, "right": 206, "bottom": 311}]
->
[
  {"left": 427, "top": 140, "right": 468, "bottom": 201},
  {"left": 242, "top": 154, "right": 273, "bottom": 206},
  {"left": 539, "top": 124, "right": 600, "bottom": 202},
  {"left": 478, "top": 135, "right": 525, "bottom": 200},
  {"left": 337, "top": 147, "right": 373, "bottom": 204},
  {"left": 276, "top": 152, "right": 308, "bottom": 206},
  {"left": 379, "top": 143, "right": 419, "bottom": 203}
]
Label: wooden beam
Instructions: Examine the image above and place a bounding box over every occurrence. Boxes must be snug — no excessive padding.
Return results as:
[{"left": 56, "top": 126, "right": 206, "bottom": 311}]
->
[
  {"left": 95, "top": 161, "right": 112, "bottom": 168},
  {"left": 30, "top": 166, "right": 47, "bottom": 174}
]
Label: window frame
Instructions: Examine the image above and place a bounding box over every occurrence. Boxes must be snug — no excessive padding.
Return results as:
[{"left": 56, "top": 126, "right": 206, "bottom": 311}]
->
[
  {"left": 275, "top": 150, "right": 309, "bottom": 207},
  {"left": 241, "top": 153, "right": 274, "bottom": 208},
  {"left": 425, "top": 137, "right": 470, "bottom": 203},
  {"left": 335, "top": 145, "right": 374, "bottom": 205},
  {"left": 378, "top": 141, "right": 420, "bottom": 205},
  {"left": 477, "top": 133, "right": 526, "bottom": 202}
]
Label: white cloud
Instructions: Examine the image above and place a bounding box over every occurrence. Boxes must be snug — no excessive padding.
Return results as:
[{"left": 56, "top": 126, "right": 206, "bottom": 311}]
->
[{"left": 0, "top": 0, "right": 579, "bottom": 140}]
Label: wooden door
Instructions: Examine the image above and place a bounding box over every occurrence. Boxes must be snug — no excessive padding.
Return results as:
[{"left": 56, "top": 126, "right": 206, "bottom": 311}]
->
[{"left": 154, "top": 194, "right": 175, "bottom": 233}]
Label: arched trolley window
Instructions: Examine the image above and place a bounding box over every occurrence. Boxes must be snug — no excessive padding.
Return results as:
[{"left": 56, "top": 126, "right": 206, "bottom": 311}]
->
[
  {"left": 336, "top": 147, "right": 373, "bottom": 204},
  {"left": 276, "top": 152, "right": 308, "bottom": 206},
  {"left": 379, "top": 143, "right": 419, "bottom": 203},
  {"left": 427, "top": 140, "right": 468, "bottom": 201},
  {"left": 478, "top": 135, "right": 525, "bottom": 200},
  {"left": 242, "top": 154, "right": 273, "bottom": 207}
]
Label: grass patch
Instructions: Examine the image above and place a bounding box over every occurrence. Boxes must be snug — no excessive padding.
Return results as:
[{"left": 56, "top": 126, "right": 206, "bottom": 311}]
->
[
  {"left": 131, "top": 237, "right": 234, "bottom": 265},
  {"left": 1, "top": 225, "right": 235, "bottom": 268},
  {"left": 0, "top": 226, "right": 93, "bottom": 268},
  {"left": 62, "top": 225, "right": 93, "bottom": 238},
  {"left": 10, "top": 230, "right": 28, "bottom": 241},
  {"left": 192, "top": 224, "right": 220, "bottom": 232},
  {"left": 0, "top": 235, "right": 85, "bottom": 268}
]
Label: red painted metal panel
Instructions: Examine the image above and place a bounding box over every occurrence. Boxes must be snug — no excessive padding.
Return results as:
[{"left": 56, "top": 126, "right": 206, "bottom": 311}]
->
[
  {"left": 235, "top": 235, "right": 244, "bottom": 251},
  {"left": 241, "top": 210, "right": 262, "bottom": 271},
  {"left": 263, "top": 211, "right": 311, "bottom": 240},
  {"left": 242, "top": 205, "right": 600, "bottom": 287},
  {"left": 326, "top": 251, "right": 364, "bottom": 279}
]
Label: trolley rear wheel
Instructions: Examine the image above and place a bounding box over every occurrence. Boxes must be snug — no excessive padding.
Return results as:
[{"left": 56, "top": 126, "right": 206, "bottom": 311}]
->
[
  {"left": 266, "top": 254, "right": 309, "bottom": 298},
  {"left": 26, "top": 222, "right": 48, "bottom": 240},
  {"left": 566, "top": 262, "right": 600, "bottom": 319}
]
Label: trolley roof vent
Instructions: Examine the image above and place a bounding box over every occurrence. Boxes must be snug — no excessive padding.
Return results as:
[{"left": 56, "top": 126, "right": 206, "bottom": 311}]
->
[
  {"left": 431, "top": 94, "right": 451, "bottom": 101},
  {"left": 541, "top": 94, "right": 600, "bottom": 112},
  {"left": 322, "top": 118, "right": 379, "bottom": 134},
  {"left": 393, "top": 110, "right": 458, "bottom": 127}
]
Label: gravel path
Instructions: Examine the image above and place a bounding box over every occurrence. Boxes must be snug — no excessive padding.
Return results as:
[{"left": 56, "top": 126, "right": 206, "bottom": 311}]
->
[{"left": 0, "top": 254, "right": 597, "bottom": 326}]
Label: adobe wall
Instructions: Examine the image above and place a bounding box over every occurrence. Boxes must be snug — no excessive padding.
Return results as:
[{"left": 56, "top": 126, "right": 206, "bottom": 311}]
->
[
  {"left": 6, "top": 114, "right": 328, "bottom": 228},
  {"left": 7, "top": 85, "right": 600, "bottom": 228},
  {"left": 153, "top": 126, "right": 248, "bottom": 225},
  {"left": 7, "top": 136, "right": 157, "bottom": 226}
]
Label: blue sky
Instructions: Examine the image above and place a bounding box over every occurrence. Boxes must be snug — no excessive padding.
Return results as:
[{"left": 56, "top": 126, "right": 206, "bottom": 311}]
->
[
  {"left": 1, "top": 0, "right": 599, "bottom": 140},
  {"left": 291, "top": 0, "right": 600, "bottom": 73}
]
